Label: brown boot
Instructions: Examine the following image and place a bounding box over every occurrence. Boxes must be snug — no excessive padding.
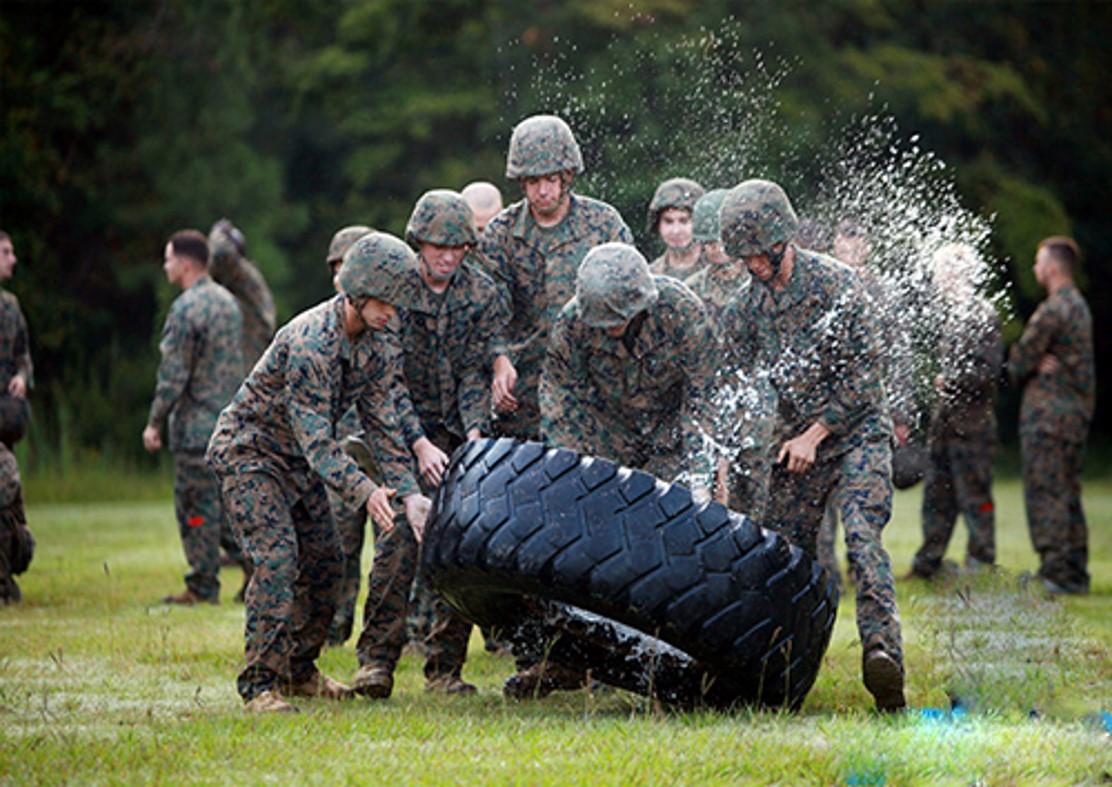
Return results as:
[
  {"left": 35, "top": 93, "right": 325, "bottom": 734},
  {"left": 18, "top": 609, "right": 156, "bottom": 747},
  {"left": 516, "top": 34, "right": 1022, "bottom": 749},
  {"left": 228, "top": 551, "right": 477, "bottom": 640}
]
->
[
  {"left": 287, "top": 672, "right": 352, "bottom": 700},
  {"left": 503, "top": 662, "right": 587, "bottom": 700},
  {"left": 425, "top": 675, "right": 477, "bottom": 695},
  {"left": 160, "top": 589, "right": 216, "bottom": 606},
  {"left": 863, "top": 649, "right": 906, "bottom": 713},
  {"left": 352, "top": 665, "right": 394, "bottom": 699},
  {"left": 244, "top": 689, "right": 298, "bottom": 714}
]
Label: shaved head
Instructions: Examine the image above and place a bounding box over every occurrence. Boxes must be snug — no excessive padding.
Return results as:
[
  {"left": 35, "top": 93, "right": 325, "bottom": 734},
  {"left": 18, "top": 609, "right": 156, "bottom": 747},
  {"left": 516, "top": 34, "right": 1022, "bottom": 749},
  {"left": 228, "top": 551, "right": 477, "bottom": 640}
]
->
[{"left": 462, "top": 181, "right": 503, "bottom": 233}]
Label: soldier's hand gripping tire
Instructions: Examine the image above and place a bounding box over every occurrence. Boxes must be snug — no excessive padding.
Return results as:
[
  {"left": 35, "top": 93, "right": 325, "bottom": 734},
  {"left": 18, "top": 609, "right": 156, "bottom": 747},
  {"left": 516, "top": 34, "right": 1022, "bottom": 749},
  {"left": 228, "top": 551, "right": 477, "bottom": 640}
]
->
[{"left": 421, "top": 438, "right": 838, "bottom": 710}]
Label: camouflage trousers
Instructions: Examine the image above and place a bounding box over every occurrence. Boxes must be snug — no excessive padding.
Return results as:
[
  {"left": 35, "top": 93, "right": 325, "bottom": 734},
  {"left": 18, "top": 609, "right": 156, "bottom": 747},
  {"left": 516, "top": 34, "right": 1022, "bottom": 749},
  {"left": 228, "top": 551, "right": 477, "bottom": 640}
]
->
[
  {"left": 173, "top": 451, "right": 245, "bottom": 601},
  {"left": 326, "top": 489, "right": 367, "bottom": 645},
  {"left": 816, "top": 498, "right": 845, "bottom": 589},
  {"left": 218, "top": 471, "right": 343, "bottom": 701},
  {"left": 726, "top": 446, "right": 771, "bottom": 522},
  {"left": 911, "top": 436, "right": 995, "bottom": 577},
  {"left": 1021, "top": 431, "right": 1089, "bottom": 593},
  {"left": 763, "top": 435, "right": 903, "bottom": 668},
  {"left": 1, "top": 445, "right": 32, "bottom": 603}
]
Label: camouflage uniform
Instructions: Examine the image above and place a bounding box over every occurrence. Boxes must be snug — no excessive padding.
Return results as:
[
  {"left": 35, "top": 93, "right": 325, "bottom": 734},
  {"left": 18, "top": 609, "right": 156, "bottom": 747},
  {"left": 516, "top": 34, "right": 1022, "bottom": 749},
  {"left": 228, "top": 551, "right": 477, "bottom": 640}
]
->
[
  {"left": 911, "top": 297, "right": 1002, "bottom": 577},
  {"left": 207, "top": 234, "right": 420, "bottom": 702},
  {"left": 358, "top": 191, "right": 510, "bottom": 682},
  {"left": 208, "top": 220, "right": 277, "bottom": 373},
  {"left": 481, "top": 115, "right": 633, "bottom": 439},
  {"left": 540, "top": 246, "right": 718, "bottom": 487},
  {"left": 1008, "top": 284, "right": 1095, "bottom": 593},
  {"left": 719, "top": 181, "right": 904, "bottom": 706},
  {"left": 647, "top": 177, "right": 707, "bottom": 281},
  {"left": 0, "top": 287, "right": 33, "bottom": 603},
  {"left": 147, "top": 275, "right": 243, "bottom": 601}
]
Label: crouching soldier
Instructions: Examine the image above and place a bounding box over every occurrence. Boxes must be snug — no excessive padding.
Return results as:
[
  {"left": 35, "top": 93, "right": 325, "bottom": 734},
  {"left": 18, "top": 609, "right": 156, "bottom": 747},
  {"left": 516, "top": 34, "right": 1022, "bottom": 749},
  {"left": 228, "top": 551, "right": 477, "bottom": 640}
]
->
[
  {"left": 207, "top": 232, "right": 428, "bottom": 713},
  {"left": 353, "top": 190, "right": 511, "bottom": 698}
]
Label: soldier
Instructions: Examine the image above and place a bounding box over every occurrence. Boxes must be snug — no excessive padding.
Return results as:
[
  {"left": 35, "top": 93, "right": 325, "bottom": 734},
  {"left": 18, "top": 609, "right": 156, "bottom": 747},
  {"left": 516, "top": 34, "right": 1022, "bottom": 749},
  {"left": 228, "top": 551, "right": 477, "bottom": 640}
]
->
[
  {"left": 520, "top": 242, "right": 718, "bottom": 699},
  {"left": 461, "top": 181, "right": 503, "bottom": 234},
  {"left": 683, "top": 190, "right": 776, "bottom": 518},
  {"left": 909, "top": 243, "right": 1002, "bottom": 579},
  {"left": 481, "top": 114, "right": 633, "bottom": 439},
  {"left": 1008, "top": 236, "right": 1095, "bottom": 595},
  {"left": 208, "top": 218, "right": 277, "bottom": 373},
  {"left": 207, "top": 231, "right": 428, "bottom": 713},
  {"left": 353, "top": 190, "right": 511, "bottom": 698},
  {"left": 142, "top": 230, "right": 244, "bottom": 605},
  {"left": 647, "top": 177, "right": 706, "bottom": 281},
  {"left": 0, "top": 231, "right": 35, "bottom": 604},
  {"left": 718, "top": 179, "right": 906, "bottom": 712}
]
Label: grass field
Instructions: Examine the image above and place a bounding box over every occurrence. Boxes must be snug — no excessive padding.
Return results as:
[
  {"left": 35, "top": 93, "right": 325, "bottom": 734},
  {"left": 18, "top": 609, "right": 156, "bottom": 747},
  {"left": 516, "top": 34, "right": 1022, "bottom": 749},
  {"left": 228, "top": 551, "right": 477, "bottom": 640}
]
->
[{"left": 2, "top": 475, "right": 1109, "bottom": 784}]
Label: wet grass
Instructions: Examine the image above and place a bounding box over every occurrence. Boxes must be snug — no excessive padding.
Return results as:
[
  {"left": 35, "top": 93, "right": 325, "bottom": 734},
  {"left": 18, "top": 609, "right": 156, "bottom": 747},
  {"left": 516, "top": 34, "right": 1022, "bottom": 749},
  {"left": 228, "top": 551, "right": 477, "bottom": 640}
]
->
[{"left": 1, "top": 480, "right": 1109, "bottom": 784}]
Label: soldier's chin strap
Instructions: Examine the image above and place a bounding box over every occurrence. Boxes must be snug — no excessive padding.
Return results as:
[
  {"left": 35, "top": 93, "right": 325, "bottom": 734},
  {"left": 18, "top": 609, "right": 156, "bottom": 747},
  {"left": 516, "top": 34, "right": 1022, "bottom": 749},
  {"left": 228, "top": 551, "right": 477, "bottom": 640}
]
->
[
  {"left": 767, "top": 243, "right": 787, "bottom": 276},
  {"left": 620, "top": 311, "right": 649, "bottom": 353}
]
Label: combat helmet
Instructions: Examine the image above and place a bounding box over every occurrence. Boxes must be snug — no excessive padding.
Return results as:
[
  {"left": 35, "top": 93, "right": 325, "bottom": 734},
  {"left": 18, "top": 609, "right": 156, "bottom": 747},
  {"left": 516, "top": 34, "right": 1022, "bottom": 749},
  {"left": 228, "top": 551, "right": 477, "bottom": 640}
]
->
[
  {"left": 327, "top": 225, "right": 373, "bottom": 266},
  {"left": 647, "top": 177, "right": 705, "bottom": 232},
  {"left": 576, "top": 242, "right": 659, "bottom": 329},
  {"left": 405, "top": 190, "right": 478, "bottom": 249},
  {"left": 692, "top": 189, "right": 729, "bottom": 243},
  {"left": 338, "top": 231, "right": 420, "bottom": 309},
  {"left": 505, "top": 115, "right": 584, "bottom": 179},
  {"left": 719, "top": 179, "right": 799, "bottom": 259}
]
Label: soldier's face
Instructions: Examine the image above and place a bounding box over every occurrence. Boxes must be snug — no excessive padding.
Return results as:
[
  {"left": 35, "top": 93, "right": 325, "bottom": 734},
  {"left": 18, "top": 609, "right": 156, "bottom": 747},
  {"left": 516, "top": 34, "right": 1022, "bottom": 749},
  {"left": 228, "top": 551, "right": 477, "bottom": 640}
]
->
[
  {"left": 330, "top": 261, "right": 343, "bottom": 293},
  {"left": 744, "top": 252, "right": 775, "bottom": 282},
  {"left": 1034, "top": 246, "right": 1054, "bottom": 288},
  {"left": 163, "top": 241, "right": 185, "bottom": 286},
  {"left": 605, "top": 319, "right": 631, "bottom": 338},
  {"left": 0, "top": 239, "right": 15, "bottom": 281},
  {"left": 359, "top": 297, "right": 396, "bottom": 331},
  {"left": 419, "top": 242, "right": 467, "bottom": 284},
  {"left": 523, "top": 173, "right": 568, "bottom": 216},
  {"left": 658, "top": 208, "right": 694, "bottom": 249},
  {"left": 704, "top": 241, "right": 732, "bottom": 265}
]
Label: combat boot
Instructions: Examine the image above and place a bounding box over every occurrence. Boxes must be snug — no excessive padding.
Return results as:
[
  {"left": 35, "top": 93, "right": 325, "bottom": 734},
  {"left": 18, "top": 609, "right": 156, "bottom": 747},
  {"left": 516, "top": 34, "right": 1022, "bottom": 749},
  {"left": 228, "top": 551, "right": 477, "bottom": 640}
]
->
[
  {"left": 160, "top": 589, "right": 217, "bottom": 606},
  {"left": 863, "top": 649, "right": 906, "bottom": 713},
  {"left": 503, "top": 662, "right": 587, "bottom": 700},
  {"left": 352, "top": 664, "right": 394, "bottom": 699},
  {"left": 425, "top": 674, "right": 477, "bottom": 695},
  {"left": 244, "top": 689, "right": 298, "bottom": 714},
  {"left": 287, "top": 672, "right": 352, "bottom": 700}
]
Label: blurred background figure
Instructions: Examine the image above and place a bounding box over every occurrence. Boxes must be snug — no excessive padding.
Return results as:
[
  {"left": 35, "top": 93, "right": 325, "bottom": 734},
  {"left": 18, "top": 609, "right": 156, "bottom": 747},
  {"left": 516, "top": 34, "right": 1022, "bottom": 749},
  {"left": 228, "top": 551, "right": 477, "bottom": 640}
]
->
[{"left": 461, "top": 181, "right": 503, "bottom": 235}]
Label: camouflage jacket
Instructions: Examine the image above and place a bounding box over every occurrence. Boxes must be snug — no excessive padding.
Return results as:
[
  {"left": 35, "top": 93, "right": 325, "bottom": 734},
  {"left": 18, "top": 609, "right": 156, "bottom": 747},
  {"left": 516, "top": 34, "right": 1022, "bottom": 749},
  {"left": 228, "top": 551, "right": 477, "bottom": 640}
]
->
[
  {"left": 649, "top": 247, "right": 710, "bottom": 282},
  {"left": 480, "top": 193, "right": 633, "bottom": 415},
  {"left": 0, "top": 289, "right": 32, "bottom": 393},
  {"left": 147, "top": 275, "right": 243, "bottom": 452},
  {"left": 1008, "top": 284, "right": 1095, "bottom": 442},
  {"left": 684, "top": 264, "right": 752, "bottom": 330},
  {"left": 207, "top": 295, "right": 418, "bottom": 513},
  {"left": 396, "top": 257, "right": 509, "bottom": 444},
  {"left": 929, "top": 296, "right": 1002, "bottom": 441},
  {"left": 208, "top": 238, "right": 277, "bottom": 373},
  {"left": 540, "top": 276, "right": 718, "bottom": 487},
  {"left": 721, "top": 248, "right": 891, "bottom": 459}
]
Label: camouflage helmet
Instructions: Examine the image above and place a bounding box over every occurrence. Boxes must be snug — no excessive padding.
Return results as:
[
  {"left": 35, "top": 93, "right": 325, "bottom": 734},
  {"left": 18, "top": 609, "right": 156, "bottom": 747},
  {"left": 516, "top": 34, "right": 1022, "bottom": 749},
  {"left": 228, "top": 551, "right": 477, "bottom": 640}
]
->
[
  {"left": 692, "top": 188, "right": 729, "bottom": 243},
  {"left": 576, "top": 242, "right": 659, "bottom": 329},
  {"left": 327, "top": 225, "right": 373, "bottom": 265},
  {"left": 647, "top": 177, "right": 705, "bottom": 232},
  {"left": 404, "top": 190, "right": 478, "bottom": 248},
  {"left": 505, "top": 114, "right": 584, "bottom": 179},
  {"left": 337, "top": 231, "right": 420, "bottom": 309},
  {"left": 719, "top": 179, "right": 800, "bottom": 258}
]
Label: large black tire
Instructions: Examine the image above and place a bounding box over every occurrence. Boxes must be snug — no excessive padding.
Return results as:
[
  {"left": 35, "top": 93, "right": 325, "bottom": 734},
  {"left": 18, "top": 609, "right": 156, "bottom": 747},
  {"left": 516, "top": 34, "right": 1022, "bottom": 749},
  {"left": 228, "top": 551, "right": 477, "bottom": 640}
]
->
[{"left": 422, "top": 438, "right": 837, "bottom": 710}]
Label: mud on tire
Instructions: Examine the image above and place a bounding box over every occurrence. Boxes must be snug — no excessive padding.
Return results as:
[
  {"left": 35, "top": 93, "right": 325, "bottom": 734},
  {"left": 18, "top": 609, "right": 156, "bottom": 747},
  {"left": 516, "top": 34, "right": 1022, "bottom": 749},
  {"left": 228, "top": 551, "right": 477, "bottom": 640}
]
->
[{"left": 422, "top": 438, "right": 837, "bottom": 710}]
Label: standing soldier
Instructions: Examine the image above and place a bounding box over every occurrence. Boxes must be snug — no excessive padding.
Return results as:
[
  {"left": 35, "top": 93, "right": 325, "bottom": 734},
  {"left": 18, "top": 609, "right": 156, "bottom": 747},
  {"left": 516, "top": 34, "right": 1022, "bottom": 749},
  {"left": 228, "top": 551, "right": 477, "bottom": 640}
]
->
[
  {"left": 684, "top": 190, "right": 776, "bottom": 518},
  {"left": 718, "top": 180, "right": 906, "bottom": 712},
  {"left": 0, "top": 231, "right": 35, "bottom": 604},
  {"left": 909, "top": 243, "right": 1002, "bottom": 578},
  {"left": 143, "top": 230, "right": 244, "bottom": 605},
  {"left": 353, "top": 190, "right": 510, "bottom": 698},
  {"left": 1008, "top": 236, "right": 1095, "bottom": 595},
  {"left": 481, "top": 114, "right": 633, "bottom": 439},
  {"left": 207, "top": 231, "right": 428, "bottom": 713},
  {"left": 647, "top": 177, "right": 706, "bottom": 281},
  {"left": 208, "top": 218, "right": 277, "bottom": 374},
  {"left": 461, "top": 181, "right": 503, "bottom": 235}
]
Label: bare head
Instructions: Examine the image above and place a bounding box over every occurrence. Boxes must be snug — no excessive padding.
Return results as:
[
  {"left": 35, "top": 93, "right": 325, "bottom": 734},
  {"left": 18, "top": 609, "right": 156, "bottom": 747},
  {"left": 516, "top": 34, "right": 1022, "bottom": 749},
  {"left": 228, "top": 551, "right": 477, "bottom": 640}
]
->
[
  {"left": 1035, "top": 235, "right": 1080, "bottom": 290},
  {"left": 461, "top": 181, "right": 503, "bottom": 233},
  {"left": 0, "top": 231, "right": 14, "bottom": 282},
  {"left": 164, "top": 229, "right": 209, "bottom": 289}
]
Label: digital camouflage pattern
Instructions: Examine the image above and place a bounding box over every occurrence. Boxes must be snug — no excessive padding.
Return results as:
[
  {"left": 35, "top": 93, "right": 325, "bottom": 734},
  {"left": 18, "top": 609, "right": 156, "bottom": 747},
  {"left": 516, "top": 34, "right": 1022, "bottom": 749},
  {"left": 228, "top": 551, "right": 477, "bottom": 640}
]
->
[
  {"left": 327, "top": 225, "right": 374, "bottom": 265},
  {"left": 481, "top": 193, "right": 633, "bottom": 438},
  {"left": 692, "top": 188, "right": 729, "bottom": 243},
  {"left": 208, "top": 220, "right": 276, "bottom": 372},
  {"left": 1008, "top": 284, "right": 1095, "bottom": 593},
  {"left": 172, "top": 451, "right": 230, "bottom": 600},
  {"left": 0, "top": 289, "right": 33, "bottom": 394},
  {"left": 339, "top": 232, "right": 422, "bottom": 310},
  {"left": 684, "top": 261, "right": 751, "bottom": 327},
  {"left": 504, "top": 115, "right": 584, "bottom": 179},
  {"left": 541, "top": 274, "right": 718, "bottom": 487},
  {"left": 719, "top": 179, "right": 799, "bottom": 259},
  {"left": 646, "top": 177, "right": 705, "bottom": 232},
  {"left": 648, "top": 247, "right": 711, "bottom": 282},
  {"left": 0, "top": 444, "right": 31, "bottom": 603},
  {"left": 405, "top": 190, "right": 478, "bottom": 248},
  {"left": 912, "top": 296, "right": 1002, "bottom": 577},
  {"left": 147, "top": 275, "right": 244, "bottom": 452},
  {"left": 575, "top": 242, "right": 659, "bottom": 329}
]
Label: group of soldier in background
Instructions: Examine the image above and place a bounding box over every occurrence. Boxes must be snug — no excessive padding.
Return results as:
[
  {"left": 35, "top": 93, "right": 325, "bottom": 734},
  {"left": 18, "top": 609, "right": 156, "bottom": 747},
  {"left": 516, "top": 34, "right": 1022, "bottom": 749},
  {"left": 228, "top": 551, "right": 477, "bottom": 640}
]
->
[{"left": 0, "top": 113, "right": 1095, "bottom": 715}]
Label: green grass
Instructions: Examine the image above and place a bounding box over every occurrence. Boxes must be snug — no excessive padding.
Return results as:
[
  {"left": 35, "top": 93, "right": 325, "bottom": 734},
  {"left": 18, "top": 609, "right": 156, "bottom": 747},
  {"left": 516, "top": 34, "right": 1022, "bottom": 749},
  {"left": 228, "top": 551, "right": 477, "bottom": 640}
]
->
[{"left": 2, "top": 479, "right": 1110, "bottom": 784}]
